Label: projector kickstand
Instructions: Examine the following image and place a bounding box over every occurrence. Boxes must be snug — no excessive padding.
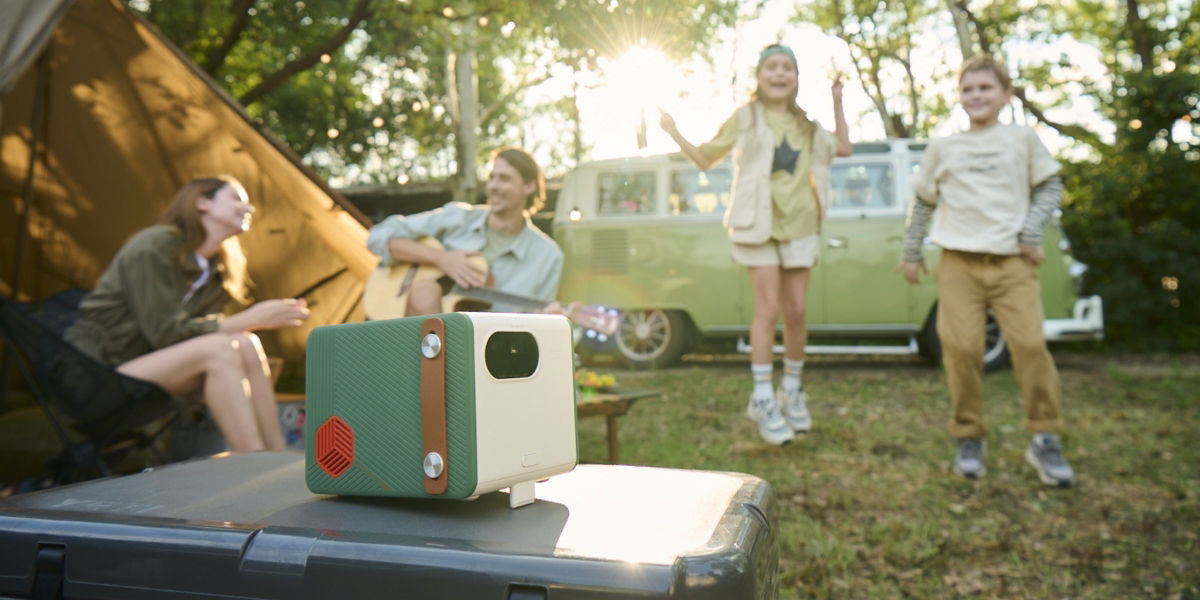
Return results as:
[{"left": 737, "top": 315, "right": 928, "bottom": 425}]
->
[{"left": 508, "top": 481, "right": 535, "bottom": 508}]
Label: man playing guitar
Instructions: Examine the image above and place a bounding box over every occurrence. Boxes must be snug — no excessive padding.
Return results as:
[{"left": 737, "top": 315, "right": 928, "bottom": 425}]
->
[{"left": 366, "top": 146, "right": 567, "bottom": 318}]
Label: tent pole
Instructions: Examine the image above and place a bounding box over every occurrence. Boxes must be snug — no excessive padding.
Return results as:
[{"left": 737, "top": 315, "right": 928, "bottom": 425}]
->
[
  {"left": 2, "top": 52, "right": 50, "bottom": 411},
  {"left": 11, "top": 53, "right": 51, "bottom": 301}
]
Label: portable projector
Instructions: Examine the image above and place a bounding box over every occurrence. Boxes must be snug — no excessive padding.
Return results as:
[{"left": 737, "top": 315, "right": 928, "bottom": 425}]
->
[{"left": 304, "top": 312, "right": 578, "bottom": 508}]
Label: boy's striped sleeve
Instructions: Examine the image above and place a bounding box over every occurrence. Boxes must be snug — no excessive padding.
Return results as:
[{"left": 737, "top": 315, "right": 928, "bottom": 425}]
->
[{"left": 1019, "top": 175, "right": 1064, "bottom": 247}]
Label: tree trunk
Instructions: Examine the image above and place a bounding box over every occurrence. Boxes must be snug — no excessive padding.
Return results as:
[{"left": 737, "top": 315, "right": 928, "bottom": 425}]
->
[
  {"left": 901, "top": 54, "right": 918, "bottom": 138},
  {"left": 571, "top": 64, "right": 583, "bottom": 164},
  {"left": 1125, "top": 0, "right": 1154, "bottom": 71},
  {"left": 946, "top": 0, "right": 974, "bottom": 59},
  {"left": 865, "top": 58, "right": 899, "bottom": 138},
  {"left": 449, "top": 14, "right": 479, "bottom": 204}
]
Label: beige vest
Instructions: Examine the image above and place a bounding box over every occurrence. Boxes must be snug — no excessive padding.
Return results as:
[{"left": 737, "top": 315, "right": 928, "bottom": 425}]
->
[{"left": 724, "top": 103, "right": 833, "bottom": 244}]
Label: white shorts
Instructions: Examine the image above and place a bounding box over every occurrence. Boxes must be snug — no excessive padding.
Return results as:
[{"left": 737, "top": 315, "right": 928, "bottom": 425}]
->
[{"left": 730, "top": 234, "right": 820, "bottom": 268}]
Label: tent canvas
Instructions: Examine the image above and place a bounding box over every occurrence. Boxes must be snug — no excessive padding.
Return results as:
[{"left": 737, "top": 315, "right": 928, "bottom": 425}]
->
[{"left": 1, "top": 0, "right": 379, "bottom": 365}]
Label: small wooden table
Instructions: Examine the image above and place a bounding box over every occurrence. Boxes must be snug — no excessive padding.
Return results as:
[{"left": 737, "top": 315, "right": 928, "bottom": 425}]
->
[
  {"left": 275, "top": 393, "right": 305, "bottom": 404},
  {"left": 575, "top": 388, "right": 661, "bottom": 464}
]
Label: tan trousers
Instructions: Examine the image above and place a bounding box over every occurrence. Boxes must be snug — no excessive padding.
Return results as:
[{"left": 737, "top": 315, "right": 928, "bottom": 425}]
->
[{"left": 935, "top": 250, "right": 1063, "bottom": 439}]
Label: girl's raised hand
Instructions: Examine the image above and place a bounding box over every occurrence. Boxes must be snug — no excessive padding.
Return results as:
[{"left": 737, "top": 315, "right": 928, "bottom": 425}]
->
[
  {"left": 831, "top": 74, "right": 844, "bottom": 102},
  {"left": 658, "top": 107, "right": 678, "bottom": 135}
]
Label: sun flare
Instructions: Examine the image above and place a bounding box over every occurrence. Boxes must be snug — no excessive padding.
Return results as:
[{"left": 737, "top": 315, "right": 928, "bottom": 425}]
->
[
  {"left": 593, "top": 45, "right": 684, "bottom": 151},
  {"left": 600, "top": 45, "right": 679, "bottom": 111}
]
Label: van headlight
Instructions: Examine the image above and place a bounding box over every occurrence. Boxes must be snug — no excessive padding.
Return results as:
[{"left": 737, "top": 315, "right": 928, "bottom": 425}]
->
[{"left": 569, "top": 207, "right": 582, "bottom": 222}]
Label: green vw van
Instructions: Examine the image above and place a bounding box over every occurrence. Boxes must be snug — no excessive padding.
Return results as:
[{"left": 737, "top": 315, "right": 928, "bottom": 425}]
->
[{"left": 553, "top": 140, "right": 1104, "bottom": 370}]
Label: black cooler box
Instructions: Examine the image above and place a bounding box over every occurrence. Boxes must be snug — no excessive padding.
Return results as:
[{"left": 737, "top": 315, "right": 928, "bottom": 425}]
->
[{"left": 0, "top": 452, "right": 778, "bottom": 599}]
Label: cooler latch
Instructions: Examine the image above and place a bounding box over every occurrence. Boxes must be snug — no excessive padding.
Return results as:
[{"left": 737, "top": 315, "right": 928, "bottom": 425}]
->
[
  {"left": 32, "top": 543, "right": 66, "bottom": 600},
  {"left": 507, "top": 584, "right": 548, "bottom": 599}
]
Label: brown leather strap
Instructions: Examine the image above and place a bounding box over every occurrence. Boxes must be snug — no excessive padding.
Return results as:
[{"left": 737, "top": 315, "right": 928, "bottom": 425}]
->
[{"left": 420, "top": 317, "right": 449, "bottom": 494}]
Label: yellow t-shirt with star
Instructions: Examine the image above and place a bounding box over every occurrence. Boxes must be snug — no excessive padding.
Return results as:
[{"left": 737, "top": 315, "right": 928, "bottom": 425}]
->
[{"left": 701, "top": 110, "right": 817, "bottom": 240}]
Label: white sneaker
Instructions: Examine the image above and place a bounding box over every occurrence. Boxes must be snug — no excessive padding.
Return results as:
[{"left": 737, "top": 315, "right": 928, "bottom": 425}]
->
[
  {"left": 745, "top": 393, "right": 795, "bottom": 446},
  {"left": 777, "top": 386, "right": 812, "bottom": 432},
  {"left": 1025, "top": 434, "right": 1074, "bottom": 487},
  {"left": 954, "top": 438, "right": 986, "bottom": 479}
]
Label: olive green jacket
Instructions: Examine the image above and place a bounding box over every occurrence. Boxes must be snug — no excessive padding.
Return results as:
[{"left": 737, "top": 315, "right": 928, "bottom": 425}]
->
[{"left": 64, "top": 225, "right": 231, "bottom": 366}]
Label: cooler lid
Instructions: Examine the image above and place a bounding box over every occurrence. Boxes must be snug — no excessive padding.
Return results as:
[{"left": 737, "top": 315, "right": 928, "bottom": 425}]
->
[{"left": 4, "top": 452, "right": 755, "bottom": 565}]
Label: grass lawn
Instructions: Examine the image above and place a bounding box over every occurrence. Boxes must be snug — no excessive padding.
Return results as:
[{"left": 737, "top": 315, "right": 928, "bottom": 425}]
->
[{"left": 577, "top": 351, "right": 1199, "bottom": 599}]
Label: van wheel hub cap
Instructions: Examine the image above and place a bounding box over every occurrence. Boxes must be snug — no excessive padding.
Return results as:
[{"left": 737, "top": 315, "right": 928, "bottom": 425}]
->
[{"left": 634, "top": 322, "right": 652, "bottom": 339}]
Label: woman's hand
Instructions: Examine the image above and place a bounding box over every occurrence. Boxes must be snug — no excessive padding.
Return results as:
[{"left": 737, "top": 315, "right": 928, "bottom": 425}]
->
[
  {"left": 226, "top": 298, "right": 310, "bottom": 332},
  {"left": 831, "top": 74, "right": 844, "bottom": 104},
  {"left": 251, "top": 298, "right": 310, "bottom": 329}
]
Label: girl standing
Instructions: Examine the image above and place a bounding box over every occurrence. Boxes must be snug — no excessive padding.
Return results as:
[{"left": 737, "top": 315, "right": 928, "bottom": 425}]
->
[{"left": 660, "top": 44, "right": 852, "bottom": 445}]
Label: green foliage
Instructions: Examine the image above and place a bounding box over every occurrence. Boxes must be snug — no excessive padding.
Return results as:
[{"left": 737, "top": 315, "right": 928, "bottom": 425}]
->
[
  {"left": 129, "top": 0, "right": 736, "bottom": 184},
  {"left": 1057, "top": 1, "right": 1200, "bottom": 351}
]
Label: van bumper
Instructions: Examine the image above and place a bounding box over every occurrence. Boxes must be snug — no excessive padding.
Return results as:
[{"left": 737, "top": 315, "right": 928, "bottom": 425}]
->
[{"left": 1044, "top": 295, "right": 1104, "bottom": 342}]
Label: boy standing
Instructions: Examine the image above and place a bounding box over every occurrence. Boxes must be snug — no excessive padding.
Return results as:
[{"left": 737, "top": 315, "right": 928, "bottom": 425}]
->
[{"left": 900, "top": 56, "right": 1075, "bottom": 487}]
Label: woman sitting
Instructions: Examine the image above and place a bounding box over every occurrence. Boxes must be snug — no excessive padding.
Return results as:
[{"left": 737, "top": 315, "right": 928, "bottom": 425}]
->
[{"left": 65, "top": 176, "right": 310, "bottom": 451}]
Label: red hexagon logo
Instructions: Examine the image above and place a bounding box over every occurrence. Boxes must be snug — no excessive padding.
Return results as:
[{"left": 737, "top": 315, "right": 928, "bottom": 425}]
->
[{"left": 315, "top": 416, "right": 354, "bottom": 477}]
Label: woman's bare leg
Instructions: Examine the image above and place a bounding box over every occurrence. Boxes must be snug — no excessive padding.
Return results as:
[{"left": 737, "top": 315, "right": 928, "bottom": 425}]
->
[
  {"left": 234, "top": 333, "right": 286, "bottom": 450},
  {"left": 117, "top": 334, "right": 267, "bottom": 451},
  {"left": 747, "top": 266, "right": 783, "bottom": 364},
  {"left": 779, "top": 267, "right": 812, "bottom": 361}
]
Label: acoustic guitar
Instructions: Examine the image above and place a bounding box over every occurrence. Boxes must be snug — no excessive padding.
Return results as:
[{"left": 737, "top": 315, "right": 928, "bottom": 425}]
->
[{"left": 363, "top": 238, "right": 620, "bottom": 336}]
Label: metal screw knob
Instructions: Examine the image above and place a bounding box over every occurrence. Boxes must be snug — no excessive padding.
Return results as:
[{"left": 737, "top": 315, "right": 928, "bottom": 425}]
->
[
  {"left": 423, "top": 451, "right": 444, "bottom": 479},
  {"left": 421, "top": 332, "right": 442, "bottom": 359}
]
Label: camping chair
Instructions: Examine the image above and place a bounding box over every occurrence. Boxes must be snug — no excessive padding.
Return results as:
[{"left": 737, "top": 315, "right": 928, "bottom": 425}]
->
[{"left": 0, "top": 290, "right": 181, "bottom": 483}]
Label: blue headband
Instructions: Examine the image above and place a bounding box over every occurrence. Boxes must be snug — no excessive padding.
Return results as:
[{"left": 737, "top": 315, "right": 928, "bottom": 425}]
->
[{"left": 757, "top": 45, "right": 796, "bottom": 71}]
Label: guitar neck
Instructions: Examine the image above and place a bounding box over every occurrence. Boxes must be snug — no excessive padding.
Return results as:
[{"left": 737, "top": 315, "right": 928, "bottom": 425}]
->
[
  {"left": 449, "top": 285, "right": 549, "bottom": 313},
  {"left": 449, "top": 284, "right": 620, "bottom": 336}
]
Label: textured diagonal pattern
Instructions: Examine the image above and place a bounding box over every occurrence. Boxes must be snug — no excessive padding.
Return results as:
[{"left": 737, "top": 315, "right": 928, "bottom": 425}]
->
[{"left": 305, "top": 315, "right": 478, "bottom": 497}]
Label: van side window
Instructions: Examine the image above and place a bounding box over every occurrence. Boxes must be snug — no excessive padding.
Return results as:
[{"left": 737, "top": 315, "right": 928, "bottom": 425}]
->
[
  {"left": 670, "top": 168, "right": 732, "bottom": 215},
  {"left": 597, "top": 172, "right": 655, "bottom": 215},
  {"left": 829, "top": 163, "right": 895, "bottom": 209}
]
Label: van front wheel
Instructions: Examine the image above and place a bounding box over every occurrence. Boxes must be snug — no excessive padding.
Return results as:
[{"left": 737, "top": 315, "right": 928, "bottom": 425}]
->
[{"left": 615, "top": 309, "right": 690, "bottom": 369}]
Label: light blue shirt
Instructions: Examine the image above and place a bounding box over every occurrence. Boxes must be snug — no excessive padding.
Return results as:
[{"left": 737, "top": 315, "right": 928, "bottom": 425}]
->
[{"left": 366, "top": 202, "right": 564, "bottom": 313}]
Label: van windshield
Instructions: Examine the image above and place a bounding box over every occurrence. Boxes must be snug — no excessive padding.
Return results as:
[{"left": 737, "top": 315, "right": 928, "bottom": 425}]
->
[
  {"left": 598, "top": 172, "right": 655, "bottom": 215},
  {"left": 669, "top": 167, "right": 732, "bottom": 216}
]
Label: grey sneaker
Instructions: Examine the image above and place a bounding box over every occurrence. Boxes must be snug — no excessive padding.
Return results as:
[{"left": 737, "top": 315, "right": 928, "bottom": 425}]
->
[
  {"left": 777, "top": 386, "right": 812, "bottom": 432},
  {"left": 745, "top": 393, "right": 795, "bottom": 446},
  {"left": 953, "top": 438, "right": 986, "bottom": 479},
  {"left": 1026, "top": 434, "right": 1075, "bottom": 487}
]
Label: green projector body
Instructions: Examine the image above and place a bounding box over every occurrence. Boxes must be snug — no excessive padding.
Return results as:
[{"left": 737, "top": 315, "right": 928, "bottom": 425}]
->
[{"left": 305, "top": 312, "right": 577, "bottom": 508}]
